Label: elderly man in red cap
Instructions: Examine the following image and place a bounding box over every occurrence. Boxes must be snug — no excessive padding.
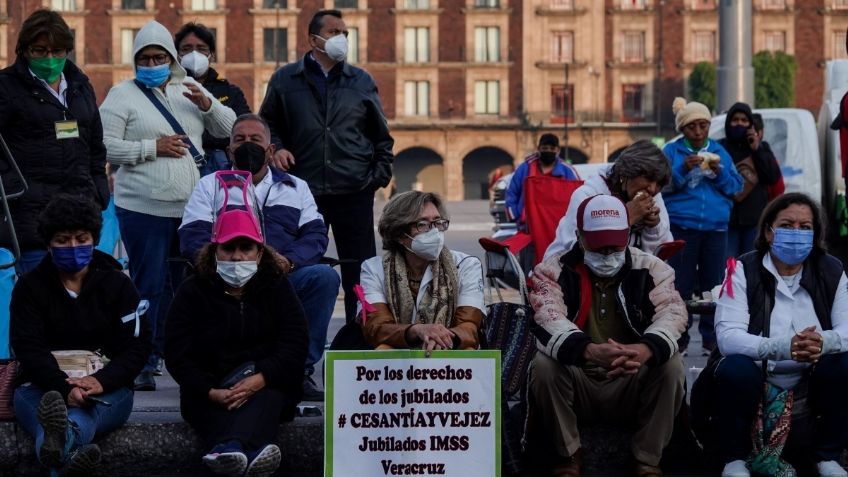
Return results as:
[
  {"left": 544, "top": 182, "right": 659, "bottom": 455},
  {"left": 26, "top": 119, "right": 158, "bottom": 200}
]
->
[{"left": 527, "top": 194, "right": 687, "bottom": 477}]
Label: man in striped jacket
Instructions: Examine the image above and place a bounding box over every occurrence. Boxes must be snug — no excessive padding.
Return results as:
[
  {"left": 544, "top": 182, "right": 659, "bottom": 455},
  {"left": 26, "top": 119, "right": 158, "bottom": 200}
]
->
[
  {"left": 527, "top": 194, "right": 687, "bottom": 477},
  {"left": 179, "top": 114, "right": 340, "bottom": 402}
]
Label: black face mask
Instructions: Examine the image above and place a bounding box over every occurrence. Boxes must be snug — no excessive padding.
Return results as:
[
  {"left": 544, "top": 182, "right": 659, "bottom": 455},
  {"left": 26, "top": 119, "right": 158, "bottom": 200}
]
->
[
  {"left": 539, "top": 151, "right": 557, "bottom": 165},
  {"left": 232, "top": 142, "right": 268, "bottom": 175}
]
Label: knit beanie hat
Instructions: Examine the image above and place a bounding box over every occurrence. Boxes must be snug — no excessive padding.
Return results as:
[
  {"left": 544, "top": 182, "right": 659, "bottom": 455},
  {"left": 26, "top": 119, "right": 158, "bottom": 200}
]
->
[{"left": 673, "top": 97, "right": 712, "bottom": 132}]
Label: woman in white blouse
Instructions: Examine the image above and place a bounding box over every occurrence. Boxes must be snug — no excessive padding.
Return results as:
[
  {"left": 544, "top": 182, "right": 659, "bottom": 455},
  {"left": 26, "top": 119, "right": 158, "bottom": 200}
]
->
[{"left": 709, "top": 193, "right": 848, "bottom": 477}]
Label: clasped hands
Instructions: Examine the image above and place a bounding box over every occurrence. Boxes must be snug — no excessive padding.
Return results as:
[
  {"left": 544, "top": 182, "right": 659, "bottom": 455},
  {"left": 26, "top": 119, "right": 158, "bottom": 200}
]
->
[
  {"left": 583, "top": 339, "right": 653, "bottom": 379},
  {"left": 65, "top": 376, "right": 103, "bottom": 408},
  {"left": 791, "top": 326, "right": 823, "bottom": 363},
  {"left": 208, "top": 373, "right": 266, "bottom": 411}
]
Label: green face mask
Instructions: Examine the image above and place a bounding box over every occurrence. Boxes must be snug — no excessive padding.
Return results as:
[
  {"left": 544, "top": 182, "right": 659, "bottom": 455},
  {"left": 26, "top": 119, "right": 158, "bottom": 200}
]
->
[{"left": 29, "top": 57, "right": 66, "bottom": 84}]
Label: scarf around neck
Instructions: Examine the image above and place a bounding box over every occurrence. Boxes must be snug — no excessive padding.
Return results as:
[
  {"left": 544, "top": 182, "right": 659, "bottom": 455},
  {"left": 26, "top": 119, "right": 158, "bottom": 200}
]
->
[{"left": 383, "top": 247, "right": 458, "bottom": 327}]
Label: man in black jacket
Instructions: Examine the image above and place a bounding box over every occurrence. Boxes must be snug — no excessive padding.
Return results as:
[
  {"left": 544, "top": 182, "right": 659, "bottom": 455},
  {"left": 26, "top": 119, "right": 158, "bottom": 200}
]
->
[
  {"left": 0, "top": 9, "right": 110, "bottom": 273},
  {"left": 175, "top": 22, "right": 252, "bottom": 176},
  {"left": 260, "top": 9, "right": 394, "bottom": 323}
]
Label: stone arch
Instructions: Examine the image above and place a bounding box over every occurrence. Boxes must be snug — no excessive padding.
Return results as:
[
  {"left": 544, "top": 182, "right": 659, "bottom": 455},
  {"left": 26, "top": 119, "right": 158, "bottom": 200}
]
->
[
  {"left": 560, "top": 147, "right": 589, "bottom": 165},
  {"left": 462, "top": 147, "right": 514, "bottom": 200},
  {"left": 393, "top": 147, "right": 445, "bottom": 197}
]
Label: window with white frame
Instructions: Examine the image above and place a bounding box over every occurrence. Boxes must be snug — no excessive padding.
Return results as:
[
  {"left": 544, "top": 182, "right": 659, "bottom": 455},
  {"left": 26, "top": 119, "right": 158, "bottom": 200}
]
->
[
  {"left": 121, "top": 0, "right": 145, "bottom": 9},
  {"left": 622, "top": 84, "right": 645, "bottom": 120},
  {"left": 475, "top": 0, "right": 500, "bottom": 7},
  {"left": 263, "top": 28, "right": 288, "bottom": 63},
  {"left": 692, "top": 31, "right": 716, "bottom": 62},
  {"left": 761, "top": 0, "right": 785, "bottom": 9},
  {"left": 550, "top": 31, "right": 574, "bottom": 63},
  {"left": 404, "top": 0, "right": 430, "bottom": 8},
  {"left": 348, "top": 27, "right": 360, "bottom": 64},
  {"left": 120, "top": 29, "right": 139, "bottom": 64},
  {"left": 622, "top": 31, "right": 645, "bottom": 63},
  {"left": 474, "top": 27, "right": 500, "bottom": 63},
  {"left": 404, "top": 27, "right": 430, "bottom": 63},
  {"left": 763, "top": 31, "right": 786, "bottom": 52},
  {"left": 474, "top": 80, "right": 499, "bottom": 114},
  {"left": 550, "top": 0, "right": 574, "bottom": 8},
  {"left": 404, "top": 81, "right": 430, "bottom": 116},
  {"left": 191, "top": 0, "right": 217, "bottom": 9},
  {"left": 833, "top": 30, "right": 848, "bottom": 59},
  {"left": 621, "top": 0, "right": 647, "bottom": 9},
  {"left": 51, "top": 0, "right": 77, "bottom": 11}
]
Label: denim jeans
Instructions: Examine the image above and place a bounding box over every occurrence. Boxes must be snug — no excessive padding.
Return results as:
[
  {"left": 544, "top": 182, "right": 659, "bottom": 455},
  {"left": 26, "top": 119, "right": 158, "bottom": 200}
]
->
[
  {"left": 713, "top": 353, "right": 848, "bottom": 462},
  {"left": 727, "top": 225, "right": 758, "bottom": 259},
  {"left": 668, "top": 225, "right": 729, "bottom": 346},
  {"left": 14, "top": 384, "right": 134, "bottom": 463},
  {"left": 16, "top": 249, "right": 47, "bottom": 275},
  {"left": 116, "top": 207, "right": 184, "bottom": 371},
  {"left": 288, "top": 264, "right": 340, "bottom": 375}
]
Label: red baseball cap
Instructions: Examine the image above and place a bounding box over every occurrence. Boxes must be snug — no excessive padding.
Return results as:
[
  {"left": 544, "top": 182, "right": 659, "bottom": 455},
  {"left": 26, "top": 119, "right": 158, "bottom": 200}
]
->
[
  {"left": 575, "top": 195, "right": 630, "bottom": 251},
  {"left": 212, "top": 209, "right": 264, "bottom": 245}
]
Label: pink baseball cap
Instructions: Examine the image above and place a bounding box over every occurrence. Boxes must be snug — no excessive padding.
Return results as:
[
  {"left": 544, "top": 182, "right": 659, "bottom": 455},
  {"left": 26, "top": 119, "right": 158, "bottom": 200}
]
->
[
  {"left": 575, "top": 195, "right": 630, "bottom": 251},
  {"left": 212, "top": 209, "right": 264, "bottom": 245}
]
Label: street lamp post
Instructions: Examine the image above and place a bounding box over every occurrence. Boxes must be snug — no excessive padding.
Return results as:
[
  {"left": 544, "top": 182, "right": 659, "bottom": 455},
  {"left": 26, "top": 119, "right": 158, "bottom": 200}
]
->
[{"left": 563, "top": 62, "right": 569, "bottom": 163}]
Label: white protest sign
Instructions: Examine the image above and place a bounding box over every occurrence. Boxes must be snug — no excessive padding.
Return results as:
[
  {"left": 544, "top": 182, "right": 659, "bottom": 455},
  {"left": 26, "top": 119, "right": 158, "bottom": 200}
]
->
[{"left": 324, "top": 350, "right": 501, "bottom": 477}]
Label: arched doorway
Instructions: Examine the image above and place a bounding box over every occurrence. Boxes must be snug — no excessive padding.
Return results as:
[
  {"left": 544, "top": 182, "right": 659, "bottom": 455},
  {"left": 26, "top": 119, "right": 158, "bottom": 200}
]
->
[
  {"left": 608, "top": 146, "right": 628, "bottom": 163},
  {"left": 462, "top": 147, "right": 514, "bottom": 200},
  {"left": 393, "top": 147, "right": 445, "bottom": 197},
  {"left": 560, "top": 147, "right": 589, "bottom": 165}
]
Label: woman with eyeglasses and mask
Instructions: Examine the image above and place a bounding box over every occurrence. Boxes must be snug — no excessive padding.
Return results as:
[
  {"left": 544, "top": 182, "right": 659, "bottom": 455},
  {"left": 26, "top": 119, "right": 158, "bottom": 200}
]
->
[
  {"left": 359, "top": 191, "right": 485, "bottom": 352},
  {"left": 696, "top": 193, "right": 848, "bottom": 477},
  {"left": 10, "top": 195, "right": 151, "bottom": 476},
  {"left": 99, "top": 20, "right": 235, "bottom": 392},
  {"left": 165, "top": 208, "right": 308, "bottom": 477},
  {"left": 0, "top": 9, "right": 110, "bottom": 273},
  {"left": 174, "top": 22, "right": 251, "bottom": 176}
]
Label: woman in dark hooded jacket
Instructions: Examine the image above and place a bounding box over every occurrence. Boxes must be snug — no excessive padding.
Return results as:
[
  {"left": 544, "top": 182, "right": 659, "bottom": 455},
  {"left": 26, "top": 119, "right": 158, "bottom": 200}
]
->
[{"left": 719, "top": 102, "right": 782, "bottom": 257}]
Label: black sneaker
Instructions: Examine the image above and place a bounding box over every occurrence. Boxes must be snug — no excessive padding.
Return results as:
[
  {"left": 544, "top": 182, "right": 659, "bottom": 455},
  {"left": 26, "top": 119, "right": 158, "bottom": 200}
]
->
[
  {"left": 202, "top": 441, "right": 247, "bottom": 476},
  {"left": 60, "top": 443, "right": 102, "bottom": 476},
  {"left": 37, "top": 390, "right": 69, "bottom": 468},
  {"left": 245, "top": 444, "right": 281, "bottom": 477},
  {"left": 302, "top": 375, "right": 324, "bottom": 402},
  {"left": 133, "top": 371, "right": 156, "bottom": 391}
]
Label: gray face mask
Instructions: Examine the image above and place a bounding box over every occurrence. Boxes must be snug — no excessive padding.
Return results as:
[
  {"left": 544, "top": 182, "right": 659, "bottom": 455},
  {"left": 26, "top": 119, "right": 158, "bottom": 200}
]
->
[{"left": 583, "top": 250, "right": 626, "bottom": 277}]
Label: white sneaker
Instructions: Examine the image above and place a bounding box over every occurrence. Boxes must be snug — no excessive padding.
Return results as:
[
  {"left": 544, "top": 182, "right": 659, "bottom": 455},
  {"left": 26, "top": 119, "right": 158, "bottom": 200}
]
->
[
  {"left": 818, "top": 461, "right": 848, "bottom": 477},
  {"left": 722, "top": 460, "right": 750, "bottom": 477}
]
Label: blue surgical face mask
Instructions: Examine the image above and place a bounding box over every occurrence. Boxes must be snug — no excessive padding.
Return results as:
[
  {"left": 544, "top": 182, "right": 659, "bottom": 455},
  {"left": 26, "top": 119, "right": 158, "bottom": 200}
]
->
[
  {"left": 51, "top": 244, "right": 94, "bottom": 273},
  {"left": 136, "top": 63, "right": 171, "bottom": 88},
  {"left": 770, "top": 227, "right": 814, "bottom": 266}
]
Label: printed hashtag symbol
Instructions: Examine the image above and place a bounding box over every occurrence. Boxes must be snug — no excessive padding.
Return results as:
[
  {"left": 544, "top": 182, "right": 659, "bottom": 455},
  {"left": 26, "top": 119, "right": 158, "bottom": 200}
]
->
[{"left": 338, "top": 414, "right": 347, "bottom": 428}]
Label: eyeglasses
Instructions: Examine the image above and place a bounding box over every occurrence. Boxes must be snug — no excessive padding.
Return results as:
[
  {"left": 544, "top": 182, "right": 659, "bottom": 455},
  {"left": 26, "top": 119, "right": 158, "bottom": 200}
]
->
[
  {"left": 136, "top": 54, "right": 171, "bottom": 66},
  {"left": 178, "top": 45, "right": 211, "bottom": 55},
  {"left": 410, "top": 219, "right": 450, "bottom": 234},
  {"left": 29, "top": 46, "right": 69, "bottom": 58}
]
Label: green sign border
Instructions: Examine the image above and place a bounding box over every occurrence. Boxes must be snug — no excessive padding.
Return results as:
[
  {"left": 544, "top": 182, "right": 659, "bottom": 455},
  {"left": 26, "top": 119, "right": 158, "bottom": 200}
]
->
[{"left": 324, "top": 350, "right": 502, "bottom": 477}]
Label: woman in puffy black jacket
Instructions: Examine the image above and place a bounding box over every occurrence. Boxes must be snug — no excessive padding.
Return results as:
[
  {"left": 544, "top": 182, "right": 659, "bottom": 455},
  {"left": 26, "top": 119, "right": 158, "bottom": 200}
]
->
[
  {"left": 0, "top": 10, "right": 109, "bottom": 272},
  {"left": 165, "top": 208, "right": 308, "bottom": 477}
]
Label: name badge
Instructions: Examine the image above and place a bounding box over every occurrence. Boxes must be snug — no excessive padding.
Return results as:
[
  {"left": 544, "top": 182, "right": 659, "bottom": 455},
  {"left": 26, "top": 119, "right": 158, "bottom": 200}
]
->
[{"left": 55, "top": 120, "right": 80, "bottom": 140}]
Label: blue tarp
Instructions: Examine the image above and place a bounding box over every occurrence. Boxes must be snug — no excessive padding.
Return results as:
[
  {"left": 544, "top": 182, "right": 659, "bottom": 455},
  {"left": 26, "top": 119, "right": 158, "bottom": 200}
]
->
[{"left": 0, "top": 248, "right": 15, "bottom": 359}]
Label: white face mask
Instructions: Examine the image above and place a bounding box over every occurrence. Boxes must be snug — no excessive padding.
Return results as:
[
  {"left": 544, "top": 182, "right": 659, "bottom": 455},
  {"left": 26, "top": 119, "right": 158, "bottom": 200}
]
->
[
  {"left": 216, "top": 260, "right": 258, "bottom": 288},
  {"left": 314, "top": 34, "right": 348, "bottom": 62},
  {"left": 180, "top": 51, "right": 209, "bottom": 78},
  {"left": 583, "top": 250, "right": 626, "bottom": 277},
  {"left": 404, "top": 228, "right": 444, "bottom": 262}
]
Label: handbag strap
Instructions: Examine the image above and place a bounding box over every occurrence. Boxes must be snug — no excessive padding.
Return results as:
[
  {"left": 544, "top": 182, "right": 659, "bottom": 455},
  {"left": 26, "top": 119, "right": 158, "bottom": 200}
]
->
[{"left": 133, "top": 80, "right": 204, "bottom": 165}]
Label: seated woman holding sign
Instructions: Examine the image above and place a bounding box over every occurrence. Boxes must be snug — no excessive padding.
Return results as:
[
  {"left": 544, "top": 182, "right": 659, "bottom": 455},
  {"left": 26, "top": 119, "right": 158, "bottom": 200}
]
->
[
  {"left": 165, "top": 208, "right": 308, "bottom": 477},
  {"left": 360, "top": 191, "right": 485, "bottom": 351},
  {"left": 700, "top": 193, "right": 848, "bottom": 477},
  {"left": 10, "top": 195, "right": 151, "bottom": 476}
]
